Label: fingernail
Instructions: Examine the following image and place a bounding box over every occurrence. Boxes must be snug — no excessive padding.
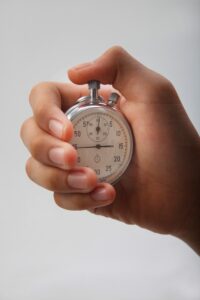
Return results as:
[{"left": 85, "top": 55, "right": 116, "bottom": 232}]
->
[
  {"left": 68, "top": 171, "right": 88, "bottom": 189},
  {"left": 91, "top": 187, "right": 109, "bottom": 201},
  {"left": 49, "top": 119, "right": 64, "bottom": 139},
  {"left": 71, "top": 62, "right": 92, "bottom": 70},
  {"left": 49, "top": 148, "right": 66, "bottom": 166}
]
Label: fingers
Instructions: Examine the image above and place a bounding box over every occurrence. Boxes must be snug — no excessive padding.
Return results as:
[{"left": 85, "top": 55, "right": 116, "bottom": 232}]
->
[
  {"left": 26, "top": 157, "right": 97, "bottom": 193},
  {"left": 29, "top": 82, "right": 88, "bottom": 141},
  {"left": 26, "top": 156, "right": 116, "bottom": 210},
  {"left": 28, "top": 81, "right": 119, "bottom": 141},
  {"left": 68, "top": 46, "right": 145, "bottom": 101},
  {"left": 21, "top": 117, "right": 77, "bottom": 170},
  {"left": 21, "top": 82, "right": 118, "bottom": 171},
  {"left": 54, "top": 183, "right": 116, "bottom": 211}
]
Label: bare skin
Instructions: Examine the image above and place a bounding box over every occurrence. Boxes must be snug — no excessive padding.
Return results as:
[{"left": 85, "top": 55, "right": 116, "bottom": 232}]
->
[{"left": 20, "top": 46, "right": 200, "bottom": 254}]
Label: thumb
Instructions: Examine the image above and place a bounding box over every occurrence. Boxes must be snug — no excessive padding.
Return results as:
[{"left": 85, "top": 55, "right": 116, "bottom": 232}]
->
[{"left": 68, "top": 46, "right": 145, "bottom": 100}]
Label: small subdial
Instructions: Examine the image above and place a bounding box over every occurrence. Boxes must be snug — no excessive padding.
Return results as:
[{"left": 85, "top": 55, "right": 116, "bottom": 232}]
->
[{"left": 86, "top": 115, "right": 110, "bottom": 142}]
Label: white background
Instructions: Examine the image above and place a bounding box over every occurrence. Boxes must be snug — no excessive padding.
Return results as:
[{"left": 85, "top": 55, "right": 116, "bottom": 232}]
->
[{"left": 0, "top": 0, "right": 200, "bottom": 299}]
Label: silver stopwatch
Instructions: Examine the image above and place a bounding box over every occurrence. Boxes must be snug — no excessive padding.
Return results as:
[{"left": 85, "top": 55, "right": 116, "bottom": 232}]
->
[{"left": 65, "top": 80, "right": 133, "bottom": 184}]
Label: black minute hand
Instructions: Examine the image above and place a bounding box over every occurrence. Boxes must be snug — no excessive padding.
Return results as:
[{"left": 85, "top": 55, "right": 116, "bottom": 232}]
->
[
  {"left": 96, "top": 117, "right": 100, "bottom": 134},
  {"left": 77, "top": 144, "right": 114, "bottom": 149}
]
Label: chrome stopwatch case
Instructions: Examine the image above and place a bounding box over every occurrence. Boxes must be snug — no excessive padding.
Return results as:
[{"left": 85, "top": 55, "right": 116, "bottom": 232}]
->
[{"left": 65, "top": 80, "right": 133, "bottom": 184}]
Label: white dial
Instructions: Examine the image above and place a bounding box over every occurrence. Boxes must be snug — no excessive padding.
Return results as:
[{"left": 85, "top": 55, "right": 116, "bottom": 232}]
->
[{"left": 68, "top": 106, "right": 133, "bottom": 184}]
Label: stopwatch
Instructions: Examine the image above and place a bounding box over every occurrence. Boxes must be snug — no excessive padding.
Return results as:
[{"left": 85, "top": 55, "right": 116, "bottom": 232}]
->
[{"left": 65, "top": 80, "right": 133, "bottom": 184}]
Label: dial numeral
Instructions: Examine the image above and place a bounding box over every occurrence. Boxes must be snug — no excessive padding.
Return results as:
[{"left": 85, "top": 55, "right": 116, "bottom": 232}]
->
[
  {"left": 77, "top": 157, "right": 81, "bottom": 163},
  {"left": 116, "top": 130, "right": 121, "bottom": 136},
  {"left": 114, "top": 155, "right": 121, "bottom": 162},
  {"left": 119, "top": 143, "right": 124, "bottom": 149},
  {"left": 106, "top": 165, "right": 112, "bottom": 172},
  {"left": 83, "top": 121, "right": 90, "bottom": 127},
  {"left": 74, "top": 130, "right": 81, "bottom": 137}
]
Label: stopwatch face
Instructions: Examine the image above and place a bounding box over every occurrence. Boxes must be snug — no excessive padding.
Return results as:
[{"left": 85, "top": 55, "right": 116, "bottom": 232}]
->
[{"left": 67, "top": 105, "right": 133, "bottom": 184}]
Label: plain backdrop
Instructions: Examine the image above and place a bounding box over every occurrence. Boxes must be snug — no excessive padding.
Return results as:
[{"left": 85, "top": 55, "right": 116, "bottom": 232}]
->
[{"left": 0, "top": 0, "right": 200, "bottom": 299}]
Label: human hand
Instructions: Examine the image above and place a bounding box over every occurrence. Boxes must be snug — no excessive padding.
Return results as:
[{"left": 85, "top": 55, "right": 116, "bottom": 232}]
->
[{"left": 21, "top": 46, "right": 200, "bottom": 253}]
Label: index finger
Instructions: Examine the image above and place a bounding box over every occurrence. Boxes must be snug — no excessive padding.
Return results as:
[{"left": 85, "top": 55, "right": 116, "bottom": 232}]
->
[{"left": 29, "top": 82, "right": 88, "bottom": 141}]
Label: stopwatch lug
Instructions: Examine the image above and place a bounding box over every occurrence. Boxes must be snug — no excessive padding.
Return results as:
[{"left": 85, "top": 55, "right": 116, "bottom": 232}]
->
[{"left": 108, "top": 93, "right": 120, "bottom": 107}]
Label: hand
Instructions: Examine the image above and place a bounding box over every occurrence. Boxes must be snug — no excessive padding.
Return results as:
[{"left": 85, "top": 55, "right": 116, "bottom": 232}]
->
[
  {"left": 21, "top": 46, "right": 200, "bottom": 254},
  {"left": 21, "top": 82, "right": 116, "bottom": 209}
]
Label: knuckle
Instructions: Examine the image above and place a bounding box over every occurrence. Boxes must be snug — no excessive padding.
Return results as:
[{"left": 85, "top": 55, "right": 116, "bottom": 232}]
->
[
  {"left": 73, "top": 199, "right": 88, "bottom": 211},
  {"left": 20, "top": 119, "right": 27, "bottom": 141},
  {"left": 156, "top": 78, "right": 176, "bottom": 100},
  {"left": 154, "top": 75, "right": 175, "bottom": 94},
  {"left": 108, "top": 45, "right": 126, "bottom": 58},
  {"left": 29, "top": 82, "right": 46, "bottom": 104},
  {"left": 54, "top": 193, "right": 89, "bottom": 211},
  {"left": 146, "top": 73, "right": 176, "bottom": 102},
  {"left": 157, "top": 77, "right": 174, "bottom": 92},
  {"left": 20, "top": 117, "right": 33, "bottom": 142},
  {"left": 74, "top": 194, "right": 95, "bottom": 210},
  {"left": 29, "top": 81, "right": 56, "bottom": 105},
  {"left": 53, "top": 193, "right": 66, "bottom": 209},
  {"left": 29, "top": 135, "right": 43, "bottom": 158},
  {"left": 48, "top": 172, "right": 66, "bottom": 191},
  {"left": 34, "top": 103, "right": 48, "bottom": 122},
  {"left": 25, "top": 158, "right": 33, "bottom": 180}
]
